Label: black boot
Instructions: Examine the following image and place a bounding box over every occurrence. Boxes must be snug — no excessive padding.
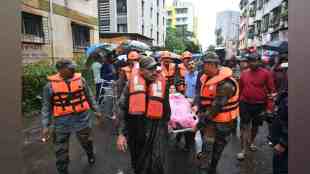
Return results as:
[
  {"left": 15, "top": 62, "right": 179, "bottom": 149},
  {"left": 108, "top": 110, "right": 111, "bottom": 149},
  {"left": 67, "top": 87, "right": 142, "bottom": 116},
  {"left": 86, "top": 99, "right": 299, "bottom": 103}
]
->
[{"left": 87, "top": 153, "right": 96, "bottom": 165}]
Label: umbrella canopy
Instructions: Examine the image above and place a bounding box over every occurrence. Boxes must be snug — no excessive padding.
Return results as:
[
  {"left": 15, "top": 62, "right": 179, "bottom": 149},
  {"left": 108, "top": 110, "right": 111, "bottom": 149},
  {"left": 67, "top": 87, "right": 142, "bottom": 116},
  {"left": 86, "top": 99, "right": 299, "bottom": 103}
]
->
[
  {"left": 117, "top": 40, "right": 151, "bottom": 54},
  {"left": 85, "top": 43, "right": 118, "bottom": 58},
  {"left": 262, "top": 41, "right": 288, "bottom": 54}
]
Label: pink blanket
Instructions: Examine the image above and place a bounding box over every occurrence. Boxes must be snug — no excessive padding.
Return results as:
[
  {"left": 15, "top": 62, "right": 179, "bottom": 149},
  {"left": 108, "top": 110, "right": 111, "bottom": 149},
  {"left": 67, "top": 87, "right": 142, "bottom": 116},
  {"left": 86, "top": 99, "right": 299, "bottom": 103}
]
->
[{"left": 168, "top": 94, "right": 198, "bottom": 129}]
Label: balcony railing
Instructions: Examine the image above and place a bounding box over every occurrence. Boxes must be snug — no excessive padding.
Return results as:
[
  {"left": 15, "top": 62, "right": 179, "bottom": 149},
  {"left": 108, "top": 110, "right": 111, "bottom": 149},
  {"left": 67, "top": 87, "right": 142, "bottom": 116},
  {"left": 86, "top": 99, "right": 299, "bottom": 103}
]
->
[{"left": 22, "top": 34, "right": 45, "bottom": 44}]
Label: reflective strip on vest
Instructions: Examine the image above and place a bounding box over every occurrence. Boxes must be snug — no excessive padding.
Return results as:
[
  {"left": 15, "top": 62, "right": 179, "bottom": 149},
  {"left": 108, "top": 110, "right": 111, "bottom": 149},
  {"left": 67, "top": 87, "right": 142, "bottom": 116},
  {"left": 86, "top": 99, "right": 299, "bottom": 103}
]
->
[
  {"left": 129, "top": 69, "right": 166, "bottom": 119},
  {"left": 48, "top": 73, "right": 90, "bottom": 117}
]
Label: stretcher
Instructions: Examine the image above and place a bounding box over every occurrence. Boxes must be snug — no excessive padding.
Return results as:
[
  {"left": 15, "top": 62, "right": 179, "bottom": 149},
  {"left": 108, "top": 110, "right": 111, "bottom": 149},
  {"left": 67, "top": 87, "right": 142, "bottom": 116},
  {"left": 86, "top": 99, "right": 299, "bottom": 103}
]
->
[{"left": 168, "top": 92, "right": 198, "bottom": 134}]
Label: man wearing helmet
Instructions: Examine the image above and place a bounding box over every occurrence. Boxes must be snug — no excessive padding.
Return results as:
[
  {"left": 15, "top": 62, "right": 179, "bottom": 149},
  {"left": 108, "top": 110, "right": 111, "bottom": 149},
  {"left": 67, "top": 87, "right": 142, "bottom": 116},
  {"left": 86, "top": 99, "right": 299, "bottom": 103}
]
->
[{"left": 192, "top": 52, "right": 240, "bottom": 174}]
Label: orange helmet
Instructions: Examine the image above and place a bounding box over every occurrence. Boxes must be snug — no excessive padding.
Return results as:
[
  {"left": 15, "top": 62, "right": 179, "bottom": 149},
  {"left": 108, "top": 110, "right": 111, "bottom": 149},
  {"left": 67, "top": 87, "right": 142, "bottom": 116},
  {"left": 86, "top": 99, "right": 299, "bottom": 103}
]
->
[
  {"left": 127, "top": 50, "right": 140, "bottom": 61},
  {"left": 181, "top": 51, "right": 193, "bottom": 60},
  {"left": 160, "top": 51, "right": 172, "bottom": 60}
]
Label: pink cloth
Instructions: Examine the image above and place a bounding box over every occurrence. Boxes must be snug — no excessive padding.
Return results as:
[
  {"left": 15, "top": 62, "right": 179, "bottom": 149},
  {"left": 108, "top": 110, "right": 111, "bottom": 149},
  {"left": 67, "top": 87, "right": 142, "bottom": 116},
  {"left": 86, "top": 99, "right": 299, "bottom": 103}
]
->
[{"left": 168, "top": 94, "right": 198, "bottom": 129}]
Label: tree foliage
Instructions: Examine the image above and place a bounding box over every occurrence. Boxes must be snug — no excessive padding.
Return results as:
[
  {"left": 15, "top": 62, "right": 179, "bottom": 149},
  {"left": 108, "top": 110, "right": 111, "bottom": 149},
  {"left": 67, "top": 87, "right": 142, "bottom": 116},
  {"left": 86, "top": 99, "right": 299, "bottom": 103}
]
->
[{"left": 165, "top": 27, "right": 201, "bottom": 54}]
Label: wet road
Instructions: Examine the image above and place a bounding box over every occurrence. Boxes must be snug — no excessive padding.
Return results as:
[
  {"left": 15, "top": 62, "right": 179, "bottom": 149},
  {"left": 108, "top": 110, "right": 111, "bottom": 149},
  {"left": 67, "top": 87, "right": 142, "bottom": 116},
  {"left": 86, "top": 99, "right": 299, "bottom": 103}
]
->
[{"left": 22, "top": 117, "right": 273, "bottom": 174}]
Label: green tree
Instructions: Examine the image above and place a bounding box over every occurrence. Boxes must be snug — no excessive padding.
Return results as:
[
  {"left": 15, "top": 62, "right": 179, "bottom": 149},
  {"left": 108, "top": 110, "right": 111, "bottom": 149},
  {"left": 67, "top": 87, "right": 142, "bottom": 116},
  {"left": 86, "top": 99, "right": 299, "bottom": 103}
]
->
[{"left": 165, "top": 27, "right": 186, "bottom": 54}]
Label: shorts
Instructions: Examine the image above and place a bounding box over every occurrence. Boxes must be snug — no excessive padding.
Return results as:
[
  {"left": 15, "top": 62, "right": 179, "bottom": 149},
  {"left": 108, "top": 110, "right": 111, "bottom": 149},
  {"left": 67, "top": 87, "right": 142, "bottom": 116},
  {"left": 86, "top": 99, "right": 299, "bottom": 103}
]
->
[{"left": 240, "top": 101, "right": 266, "bottom": 128}]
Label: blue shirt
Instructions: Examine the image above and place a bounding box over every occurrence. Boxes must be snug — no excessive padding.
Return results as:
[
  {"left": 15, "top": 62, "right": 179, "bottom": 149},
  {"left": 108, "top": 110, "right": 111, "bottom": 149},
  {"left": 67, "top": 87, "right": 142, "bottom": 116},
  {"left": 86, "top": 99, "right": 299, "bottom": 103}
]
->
[{"left": 185, "top": 71, "right": 198, "bottom": 98}]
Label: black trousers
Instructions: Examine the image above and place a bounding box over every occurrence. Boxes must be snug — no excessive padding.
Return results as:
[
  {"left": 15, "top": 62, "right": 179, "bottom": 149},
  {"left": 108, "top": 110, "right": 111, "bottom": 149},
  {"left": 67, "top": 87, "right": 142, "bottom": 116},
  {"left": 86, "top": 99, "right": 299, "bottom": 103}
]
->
[
  {"left": 273, "top": 151, "right": 288, "bottom": 174},
  {"left": 127, "top": 117, "right": 147, "bottom": 174}
]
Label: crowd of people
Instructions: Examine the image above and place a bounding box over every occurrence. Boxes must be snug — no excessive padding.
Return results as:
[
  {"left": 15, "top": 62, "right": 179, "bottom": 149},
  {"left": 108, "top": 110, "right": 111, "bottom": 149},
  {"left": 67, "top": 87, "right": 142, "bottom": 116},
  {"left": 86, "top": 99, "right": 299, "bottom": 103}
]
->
[{"left": 40, "top": 43, "right": 288, "bottom": 174}]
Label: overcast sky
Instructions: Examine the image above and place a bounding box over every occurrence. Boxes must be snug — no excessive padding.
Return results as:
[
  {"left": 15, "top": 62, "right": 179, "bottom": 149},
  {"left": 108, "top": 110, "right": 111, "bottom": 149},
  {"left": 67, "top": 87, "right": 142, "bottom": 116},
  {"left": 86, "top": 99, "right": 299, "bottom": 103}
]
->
[{"left": 166, "top": 0, "right": 240, "bottom": 50}]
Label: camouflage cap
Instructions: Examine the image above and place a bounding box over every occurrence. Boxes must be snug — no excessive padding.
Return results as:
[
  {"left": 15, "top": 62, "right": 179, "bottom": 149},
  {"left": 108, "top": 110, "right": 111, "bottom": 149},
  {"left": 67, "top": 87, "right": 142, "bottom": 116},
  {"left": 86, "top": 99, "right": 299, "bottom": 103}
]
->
[
  {"left": 55, "top": 59, "right": 77, "bottom": 70},
  {"left": 139, "top": 56, "right": 159, "bottom": 70},
  {"left": 203, "top": 52, "right": 220, "bottom": 64}
]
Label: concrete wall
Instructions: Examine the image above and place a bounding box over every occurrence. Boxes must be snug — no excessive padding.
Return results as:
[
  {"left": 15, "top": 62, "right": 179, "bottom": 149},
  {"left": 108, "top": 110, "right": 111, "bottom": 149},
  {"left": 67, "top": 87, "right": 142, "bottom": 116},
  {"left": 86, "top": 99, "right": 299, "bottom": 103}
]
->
[{"left": 21, "top": 0, "right": 99, "bottom": 63}]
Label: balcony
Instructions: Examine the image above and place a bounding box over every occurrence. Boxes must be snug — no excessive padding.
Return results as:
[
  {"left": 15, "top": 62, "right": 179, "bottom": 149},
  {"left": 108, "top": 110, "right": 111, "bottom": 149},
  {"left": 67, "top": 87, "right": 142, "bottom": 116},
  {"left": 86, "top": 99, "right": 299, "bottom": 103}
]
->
[{"left": 22, "top": 34, "right": 45, "bottom": 44}]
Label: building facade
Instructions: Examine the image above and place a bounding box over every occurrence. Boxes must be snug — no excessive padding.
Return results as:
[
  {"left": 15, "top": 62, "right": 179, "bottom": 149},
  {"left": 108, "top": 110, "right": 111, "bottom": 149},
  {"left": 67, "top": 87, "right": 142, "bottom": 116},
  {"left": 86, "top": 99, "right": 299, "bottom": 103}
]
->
[
  {"left": 215, "top": 10, "right": 241, "bottom": 45},
  {"left": 98, "top": 0, "right": 166, "bottom": 47},
  {"left": 239, "top": 0, "right": 288, "bottom": 52},
  {"left": 166, "top": 0, "right": 197, "bottom": 41},
  {"left": 21, "top": 0, "right": 99, "bottom": 63}
]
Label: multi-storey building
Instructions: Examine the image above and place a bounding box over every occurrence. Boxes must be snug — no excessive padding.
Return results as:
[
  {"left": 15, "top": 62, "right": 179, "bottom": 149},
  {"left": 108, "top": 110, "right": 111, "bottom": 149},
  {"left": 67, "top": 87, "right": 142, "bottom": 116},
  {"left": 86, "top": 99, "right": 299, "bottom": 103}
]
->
[
  {"left": 21, "top": 0, "right": 99, "bottom": 63},
  {"left": 166, "top": 0, "right": 197, "bottom": 41},
  {"left": 216, "top": 10, "right": 241, "bottom": 44},
  {"left": 239, "top": 0, "right": 288, "bottom": 52},
  {"left": 98, "top": 0, "right": 166, "bottom": 47}
]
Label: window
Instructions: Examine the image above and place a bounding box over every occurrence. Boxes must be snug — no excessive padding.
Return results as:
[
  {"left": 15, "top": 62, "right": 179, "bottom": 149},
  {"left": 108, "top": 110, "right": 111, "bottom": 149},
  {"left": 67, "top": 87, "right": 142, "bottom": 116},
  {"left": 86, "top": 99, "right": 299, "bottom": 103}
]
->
[
  {"left": 176, "top": 8, "right": 188, "bottom": 14},
  {"left": 117, "top": 24, "right": 128, "bottom": 32},
  {"left": 71, "top": 23, "right": 90, "bottom": 50},
  {"left": 262, "top": 14, "right": 269, "bottom": 32},
  {"left": 258, "top": 0, "right": 263, "bottom": 10},
  {"left": 168, "top": 11, "right": 172, "bottom": 16},
  {"left": 21, "top": 12, "right": 45, "bottom": 43},
  {"left": 150, "top": 28, "right": 153, "bottom": 38},
  {"left": 117, "top": 0, "right": 127, "bottom": 15},
  {"left": 163, "top": 0, "right": 165, "bottom": 8},
  {"left": 157, "top": 32, "right": 159, "bottom": 44},
  {"left": 150, "top": 7, "right": 153, "bottom": 18},
  {"left": 142, "top": 25, "right": 144, "bottom": 35},
  {"left": 142, "top": 0, "right": 145, "bottom": 17},
  {"left": 163, "top": 16, "right": 165, "bottom": 26},
  {"left": 157, "top": 13, "right": 159, "bottom": 25},
  {"left": 157, "top": 0, "right": 159, "bottom": 6}
]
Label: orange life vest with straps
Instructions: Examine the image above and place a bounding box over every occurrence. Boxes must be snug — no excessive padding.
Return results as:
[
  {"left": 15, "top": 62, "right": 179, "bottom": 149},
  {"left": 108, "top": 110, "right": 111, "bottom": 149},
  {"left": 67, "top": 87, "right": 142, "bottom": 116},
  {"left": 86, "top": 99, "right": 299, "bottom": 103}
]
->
[
  {"left": 128, "top": 69, "right": 166, "bottom": 120},
  {"left": 199, "top": 67, "right": 240, "bottom": 123},
  {"left": 48, "top": 73, "right": 90, "bottom": 117},
  {"left": 176, "top": 63, "right": 188, "bottom": 93},
  {"left": 121, "top": 62, "right": 140, "bottom": 80}
]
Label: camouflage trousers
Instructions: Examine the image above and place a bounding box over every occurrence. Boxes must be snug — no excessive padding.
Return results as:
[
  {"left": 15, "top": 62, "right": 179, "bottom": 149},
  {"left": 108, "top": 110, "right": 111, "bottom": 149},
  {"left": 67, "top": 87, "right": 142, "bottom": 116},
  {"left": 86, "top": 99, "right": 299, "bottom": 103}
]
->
[
  {"left": 197, "top": 122, "right": 233, "bottom": 174},
  {"left": 53, "top": 127, "right": 94, "bottom": 174}
]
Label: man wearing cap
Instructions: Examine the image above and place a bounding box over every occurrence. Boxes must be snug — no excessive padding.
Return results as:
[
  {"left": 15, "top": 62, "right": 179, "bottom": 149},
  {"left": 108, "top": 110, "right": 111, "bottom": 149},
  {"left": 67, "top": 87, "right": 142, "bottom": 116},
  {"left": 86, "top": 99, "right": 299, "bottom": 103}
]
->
[
  {"left": 41, "top": 59, "right": 102, "bottom": 174},
  {"left": 192, "top": 52, "right": 240, "bottom": 174},
  {"left": 116, "top": 56, "right": 171, "bottom": 174},
  {"left": 237, "top": 52, "right": 277, "bottom": 160},
  {"left": 160, "top": 51, "right": 184, "bottom": 94},
  {"left": 270, "top": 55, "right": 288, "bottom": 174}
]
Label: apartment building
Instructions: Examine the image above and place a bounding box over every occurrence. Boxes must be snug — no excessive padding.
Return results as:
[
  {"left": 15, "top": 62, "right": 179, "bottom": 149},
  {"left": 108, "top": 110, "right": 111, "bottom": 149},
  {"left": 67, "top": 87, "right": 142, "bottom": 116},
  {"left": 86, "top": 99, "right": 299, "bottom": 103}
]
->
[
  {"left": 21, "top": 0, "right": 99, "bottom": 63},
  {"left": 98, "top": 0, "right": 166, "bottom": 47},
  {"left": 166, "top": 0, "right": 197, "bottom": 41},
  {"left": 239, "top": 0, "right": 288, "bottom": 51}
]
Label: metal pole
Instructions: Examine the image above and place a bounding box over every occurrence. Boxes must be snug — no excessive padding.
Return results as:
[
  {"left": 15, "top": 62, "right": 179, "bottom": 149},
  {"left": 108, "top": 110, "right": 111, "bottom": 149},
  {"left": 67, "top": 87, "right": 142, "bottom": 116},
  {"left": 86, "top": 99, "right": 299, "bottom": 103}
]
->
[{"left": 49, "top": 0, "right": 55, "bottom": 64}]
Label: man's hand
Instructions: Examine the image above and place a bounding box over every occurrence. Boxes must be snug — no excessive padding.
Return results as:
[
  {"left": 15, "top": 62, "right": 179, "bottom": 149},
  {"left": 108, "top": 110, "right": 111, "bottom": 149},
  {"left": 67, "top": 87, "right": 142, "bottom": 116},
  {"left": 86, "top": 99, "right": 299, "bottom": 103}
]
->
[
  {"left": 94, "top": 112, "right": 104, "bottom": 124},
  {"left": 42, "top": 128, "right": 50, "bottom": 143},
  {"left": 116, "top": 134, "right": 127, "bottom": 152},
  {"left": 274, "top": 144, "right": 286, "bottom": 154}
]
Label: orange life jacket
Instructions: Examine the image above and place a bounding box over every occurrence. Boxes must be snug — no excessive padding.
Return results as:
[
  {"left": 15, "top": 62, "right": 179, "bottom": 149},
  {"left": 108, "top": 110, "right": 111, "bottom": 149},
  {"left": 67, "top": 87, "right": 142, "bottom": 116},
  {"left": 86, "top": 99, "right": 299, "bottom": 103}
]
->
[
  {"left": 121, "top": 62, "right": 140, "bottom": 80},
  {"left": 199, "top": 67, "right": 239, "bottom": 123},
  {"left": 128, "top": 69, "right": 166, "bottom": 120},
  {"left": 48, "top": 73, "right": 90, "bottom": 117},
  {"left": 176, "top": 63, "right": 188, "bottom": 93}
]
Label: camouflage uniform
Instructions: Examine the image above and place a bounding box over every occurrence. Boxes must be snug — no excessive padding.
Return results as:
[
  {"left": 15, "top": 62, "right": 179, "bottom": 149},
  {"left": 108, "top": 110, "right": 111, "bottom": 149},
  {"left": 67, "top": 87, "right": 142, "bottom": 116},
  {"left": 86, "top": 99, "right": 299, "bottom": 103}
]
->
[
  {"left": 41, "top": 77, "right": 99, "bottom": 174},
  {"left": 195, "top": 77, "right": 237, "bottom": 174}
]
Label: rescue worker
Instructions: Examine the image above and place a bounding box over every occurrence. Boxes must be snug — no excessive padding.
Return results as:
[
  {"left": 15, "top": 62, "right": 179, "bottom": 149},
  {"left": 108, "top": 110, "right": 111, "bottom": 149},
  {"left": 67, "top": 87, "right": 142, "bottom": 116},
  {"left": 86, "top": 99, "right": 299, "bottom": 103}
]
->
[
  {"left": 41, "top": 59, "right": 102, "bottom": 174},
  {"left": 177, "top": 51, "right": 194, "bottom": 93},
  {"left": 120, "top": 50, "right": 141, "bottom": 82},
  {"left": 160, "top": 51, "right": 184, "bottom": 94},
  {"left": 192, "top": 52, "right": 240, "bottom": 174},
  {"left": 270, "top": 59, "right": 288, "bottom": 174},
  {"left": 116, "top": 56, "right": 171, "bottom": 174}
]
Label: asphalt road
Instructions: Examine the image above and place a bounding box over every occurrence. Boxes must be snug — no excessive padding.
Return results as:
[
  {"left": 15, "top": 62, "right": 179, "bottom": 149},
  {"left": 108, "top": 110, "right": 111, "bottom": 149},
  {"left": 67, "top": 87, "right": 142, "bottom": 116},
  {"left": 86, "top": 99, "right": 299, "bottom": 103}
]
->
[{"left": 22, "top": 117, "right": 273, "bottom": 174}]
